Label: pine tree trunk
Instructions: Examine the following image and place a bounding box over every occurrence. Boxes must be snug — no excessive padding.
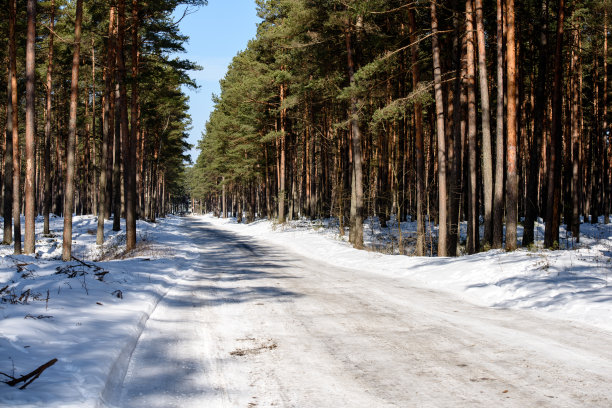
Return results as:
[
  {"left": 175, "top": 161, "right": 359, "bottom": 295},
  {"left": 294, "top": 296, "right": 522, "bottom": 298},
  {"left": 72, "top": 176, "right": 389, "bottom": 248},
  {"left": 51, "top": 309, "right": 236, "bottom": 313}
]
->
[
  {"left": 505, "top": 0, "right": 519, "bottom": 251},
  {"left": 409, "top": 8, "right": 425, "bottom": 256},
  {"left": 3, "top": 0, "right": 16, "bottom": 245},
  {"left": 10, "top": 0, "right": 21, "bottom": 255},
  {"left": 43, "top": 0, "right": 55, "bottom": 236},
  {"left": 119, "top": 0, "right": 137, "bottom": 251},
  {"left": 570, "top": 26, "right": 581, "bottom": 240},
  {"left": 345, "top": 23, "right": 364, "bottom": 249},
  {"left": 492, "top": 0, "right": 505, "bottom": 249},
  {"left": 431, "top": 1, "right": 447, "bottom": 256},
  {"left": 474, "top": 0, "right": 493, "bottom": 247},
  {"left": 24, "top": 0, "right": 36, "bottom": 254},
  {"left": 544, "top": 0, "right": 565, "bottom": 248},
  {"left": 466, "top": 0, "right": 479, "bottom": 254},
  {"left": 112, "top": 80, "right": 122, "bottom": 231},
  {"left": 98, "top": 5, "right": 116, "bottom": 244},
  {"left": 278, "top": 83, "right": 287, "bottom": 223},
  {"left": 62, "top": 0, "right": 83, "bottom": 261},
  {"left": 523, "top": 0, "right": 548, "bottom": 246},
  {"left": 604, "top": 13, "right": 610, "bottom": 223}
]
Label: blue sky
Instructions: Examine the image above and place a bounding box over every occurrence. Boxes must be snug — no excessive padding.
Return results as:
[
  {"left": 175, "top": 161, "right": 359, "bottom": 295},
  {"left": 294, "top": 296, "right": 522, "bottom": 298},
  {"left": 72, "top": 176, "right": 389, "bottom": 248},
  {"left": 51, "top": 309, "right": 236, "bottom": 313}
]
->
[{"left": 173, "top": 1, "right": 261, "bottom": 163}]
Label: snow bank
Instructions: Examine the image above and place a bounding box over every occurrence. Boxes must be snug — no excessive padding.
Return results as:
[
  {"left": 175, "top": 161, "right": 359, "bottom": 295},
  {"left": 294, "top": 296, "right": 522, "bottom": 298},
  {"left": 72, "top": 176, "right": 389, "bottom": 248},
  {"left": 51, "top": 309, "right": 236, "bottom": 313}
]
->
[{"left": 0, "top": 215, "right": 189, "bottom": 407}]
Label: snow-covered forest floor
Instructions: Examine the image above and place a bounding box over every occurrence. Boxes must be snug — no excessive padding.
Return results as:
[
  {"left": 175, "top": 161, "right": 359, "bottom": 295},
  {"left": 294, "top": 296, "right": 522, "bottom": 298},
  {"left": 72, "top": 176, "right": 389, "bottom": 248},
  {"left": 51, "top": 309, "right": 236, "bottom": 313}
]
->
[{"left": 0, "top": 213, "right": 611, "bottom": 407}]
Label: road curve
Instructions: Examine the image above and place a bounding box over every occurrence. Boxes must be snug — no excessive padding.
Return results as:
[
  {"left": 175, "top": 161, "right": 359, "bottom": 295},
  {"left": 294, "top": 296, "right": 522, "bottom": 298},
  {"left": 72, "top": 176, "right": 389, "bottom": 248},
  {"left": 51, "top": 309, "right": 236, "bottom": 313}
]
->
[{"left": 111, "top": 218, "right": 612, "bottom": 407}]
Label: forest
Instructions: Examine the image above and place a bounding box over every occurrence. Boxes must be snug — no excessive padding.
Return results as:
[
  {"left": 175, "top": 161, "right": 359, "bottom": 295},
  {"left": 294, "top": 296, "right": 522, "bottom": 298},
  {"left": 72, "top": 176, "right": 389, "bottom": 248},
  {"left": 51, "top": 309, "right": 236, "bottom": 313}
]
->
[
  {"left": 0, "top": 0, "right": 203, "bottom": 260},
  {"left": 189, "top": 0, "right": 611, "bottom": 256}
]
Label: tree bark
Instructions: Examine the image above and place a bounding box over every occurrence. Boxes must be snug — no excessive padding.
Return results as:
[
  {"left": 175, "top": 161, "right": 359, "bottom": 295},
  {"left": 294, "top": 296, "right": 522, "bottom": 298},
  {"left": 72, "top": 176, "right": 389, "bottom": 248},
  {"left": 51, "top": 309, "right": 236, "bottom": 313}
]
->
[
  {"left": 570, "top": 26, "right": 581, "bottom": 240},
  {"left": 10, "top": 0, "right": 21, "bottom": 255},
  {"left": 466, "top": 0, "right": 479, "bottom": 254},
  {"left": 409, "top": 7, "right": 425, "bottom": 256},
  {"left": 24, "top": 0, "right": 37, "bottom": 254},
  {"left": 431, "top": 0, "right": 447, "bottom": 256},
  {"left": 43, "top": 0, "right": 55, "bottom": 236},
  {"left": 345, "top": 24, "right": 364, "bottom": 249},
  {"left": 505, "top": 0, "right": 518, "bottom": 251},
  {"left": 124, "top": 0, "right": 139, "bottom": 250},
  {"left": 492, "top": 0, "right": 505, "bottom": 248},
  {"left": 98, "top": 5, "right": 116, "bottom": 244},
  {"left": 3, "top": 0, "right": 16, "bottom": 246},
  {"left": 544, "top": 0, "right": 565, "bottom": 248},
  {"left": 474, "top": 0, "right": 493, "bottom": 247},
  {"left": 62, "top": 0, "right": 83, "bottom": 261}
]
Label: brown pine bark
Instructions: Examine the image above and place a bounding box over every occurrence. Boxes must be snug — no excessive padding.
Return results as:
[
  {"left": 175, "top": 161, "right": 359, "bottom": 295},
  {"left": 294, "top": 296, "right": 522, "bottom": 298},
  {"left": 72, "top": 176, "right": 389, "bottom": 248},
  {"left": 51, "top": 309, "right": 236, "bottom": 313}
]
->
[
  {"left": 10, "top": 0, "right": 21, "bottom": 255},
  {"left": 505, "top": 0, "right": 518, "bottom": 251},
  {"left": 43, "top": 0, "right": 55, "bottom": 236},
  {"left": 492, "top": 0, "right": 505, "bottom": 248},
  {"left": 544, "top": 0, "right": 565, "bottom": 248},
  {"left": 98, "top": 5, "right": 116, "bottom": 245},
  {"left": 570, "top": 26, "right": 581, "bottom": 240},
  {"left": 124, "top": 0, "right": 139, "bottom": 250},
  {"left": 409, "top": 7, "right": 425, "bottom": 256},
  {"left": 278, "top": 83, "right": 287, "bottom": 223},
  {"left": 62, "top": 0, "right": 83, "bottom": 261},
  {"left": 604, "top": 12, "right": 609, "bottom": 224},
  {"left": 3, "top": 0, "right": 16, "bottom": 245},
  {"left": 24, "top": 0, "right": 37, "bottom": 254},
  {"left": 345, "top": 24, "right": 364, "bottom": 249},
  {"left": 431, "top": 0, "right": 447, "bottom": 256},
  {"left": 474, "top": 0, "right": 493, "bottom": 247},
  {"left": 466, "top": 0, "right": 479, "bottom": 254}
]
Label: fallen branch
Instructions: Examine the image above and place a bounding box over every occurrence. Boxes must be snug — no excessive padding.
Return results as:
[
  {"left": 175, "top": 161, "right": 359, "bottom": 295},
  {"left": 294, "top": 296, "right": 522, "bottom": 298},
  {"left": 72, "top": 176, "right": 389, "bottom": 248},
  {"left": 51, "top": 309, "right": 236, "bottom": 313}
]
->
[{"left": 5, "top": 359, "right": 58, "bottom": 390}]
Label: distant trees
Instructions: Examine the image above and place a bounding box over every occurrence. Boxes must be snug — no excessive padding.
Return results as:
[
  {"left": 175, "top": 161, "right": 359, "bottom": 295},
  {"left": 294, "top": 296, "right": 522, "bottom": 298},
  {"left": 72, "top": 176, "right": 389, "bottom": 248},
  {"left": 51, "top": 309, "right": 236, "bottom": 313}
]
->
[
  {"left": 191, "top": 0, "right": 611, "bottom": 256},
  {"left": 0, "top": 0, "right": 202, "bottom": 259}
]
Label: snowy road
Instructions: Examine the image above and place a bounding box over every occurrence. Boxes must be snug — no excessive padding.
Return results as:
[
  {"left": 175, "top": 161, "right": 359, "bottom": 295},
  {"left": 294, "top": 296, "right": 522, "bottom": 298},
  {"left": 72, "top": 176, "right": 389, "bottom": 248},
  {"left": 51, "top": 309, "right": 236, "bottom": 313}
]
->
[{"left": 109, "top": 218, "right": 612, "bottom": 407}]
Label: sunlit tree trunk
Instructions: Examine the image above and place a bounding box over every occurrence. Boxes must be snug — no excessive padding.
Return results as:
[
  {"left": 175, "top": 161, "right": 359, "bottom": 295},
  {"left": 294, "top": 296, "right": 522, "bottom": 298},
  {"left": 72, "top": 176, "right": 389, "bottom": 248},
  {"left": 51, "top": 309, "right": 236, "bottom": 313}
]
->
[
  {"left": 466, "top": 0, "right": 479, "bottom": 254},
  {"left": 62, "top": 0, "right": 83, "bottom": 261},
  {"left": 24, "top": 0, "right": 37, "bottom": 254},
  {"left": 505, "top": 0, "right": 518, "bottom": 251},
  {"left": 431, "top": 0, "right": 447, "bottom": 256},
  {"left": 345, "top": 22, "right": 364, "bottom": 249},
  {"left": 98, "top": 5, "right": 116, "bottom": 244},
  {"left": 474, "top": 0, "right": 493, "bottom": 247}
]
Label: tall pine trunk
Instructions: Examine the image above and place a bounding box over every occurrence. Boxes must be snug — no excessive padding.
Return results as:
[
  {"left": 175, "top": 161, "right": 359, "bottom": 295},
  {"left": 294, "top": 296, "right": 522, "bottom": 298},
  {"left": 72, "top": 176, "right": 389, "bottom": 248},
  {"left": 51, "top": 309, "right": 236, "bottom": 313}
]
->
[
  {"left": 43, "top": 0, "right": 55, "bottom": 236},
  {"left": 98, "top": 5, "right": 116, "bottom": 244},
  {"left": 544, "top": 0, "right": 565, "bottom": 248},
  {"left": 492, "top": 0, "right": 505, "bottom": 248},
  {"left": 466, "top": 0, "right": 479, "bottom": 254},
  {"left": 62, "top": 0, "right": 83, "bottom": 261},
  {"left": 3, "top": 0, "right": 16, "bottom": 245},
  {"left": 409, "top": 7, "right": 425, "bottom": 256},
  {"left": 475, "top": 0, "right": 493, "bottom": 247},
  {"left": 431, "top": 0, "right": 447, "bottom": 256},
  {"left": 24, "top": 0, "right": 36, "bottom": 254},
  {"left": 505, "top": 0, "right": 519, "bottom": 251},
  {"left": 10, "top": 0, "right": 21, "bottom": 255},
  {"left": 345, "top": 24, "right": 364, "bottom": 249}
]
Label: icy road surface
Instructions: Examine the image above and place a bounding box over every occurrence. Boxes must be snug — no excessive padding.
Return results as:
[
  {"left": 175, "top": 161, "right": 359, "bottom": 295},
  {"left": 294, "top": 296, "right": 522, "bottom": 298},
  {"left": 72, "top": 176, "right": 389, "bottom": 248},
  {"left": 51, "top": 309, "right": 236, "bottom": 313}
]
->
[{"left": 108, "top": 218, "right": 612, "bottom": 407}]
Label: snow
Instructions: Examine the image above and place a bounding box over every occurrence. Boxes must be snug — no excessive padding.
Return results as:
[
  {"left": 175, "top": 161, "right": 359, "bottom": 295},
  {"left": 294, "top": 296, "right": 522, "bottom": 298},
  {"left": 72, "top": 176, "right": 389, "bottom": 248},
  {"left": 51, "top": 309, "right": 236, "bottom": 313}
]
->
[
  {"left": 201, "top": 214, "right": 612, "bottom": 332},
  {"left": 0, "top": 213, "right": 610, "bottom": 407}
]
